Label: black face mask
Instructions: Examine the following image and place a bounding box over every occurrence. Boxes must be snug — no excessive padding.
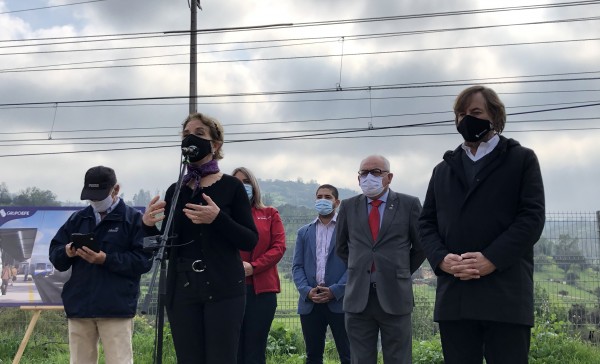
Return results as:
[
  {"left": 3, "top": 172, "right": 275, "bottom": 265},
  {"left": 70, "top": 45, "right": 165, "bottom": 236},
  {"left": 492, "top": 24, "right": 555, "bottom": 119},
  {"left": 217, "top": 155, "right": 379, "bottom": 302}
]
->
[
  {"left": 181, "top": 134, "right": 213, "bottom": 162},
  {"left": 456, "top": 115, "right": 493, "bottom": 142}
]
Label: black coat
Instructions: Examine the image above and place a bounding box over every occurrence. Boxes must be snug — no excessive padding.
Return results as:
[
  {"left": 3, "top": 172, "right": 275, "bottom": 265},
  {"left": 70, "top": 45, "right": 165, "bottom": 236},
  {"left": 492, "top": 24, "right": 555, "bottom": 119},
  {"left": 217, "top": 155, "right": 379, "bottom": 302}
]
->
[
  {"left": 419, "top": 136, "right": 545, "bottom": 326},
  {"left": 144, "top": 174, "right": 258, "bottom": 308}
]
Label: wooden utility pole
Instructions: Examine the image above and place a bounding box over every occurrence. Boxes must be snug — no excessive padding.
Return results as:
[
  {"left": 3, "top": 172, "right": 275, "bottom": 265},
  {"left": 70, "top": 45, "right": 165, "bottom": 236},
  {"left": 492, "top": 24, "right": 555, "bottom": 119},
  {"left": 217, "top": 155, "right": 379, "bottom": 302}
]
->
[{"left": 189, "top": 0, "right": 199, "bottom": 114}]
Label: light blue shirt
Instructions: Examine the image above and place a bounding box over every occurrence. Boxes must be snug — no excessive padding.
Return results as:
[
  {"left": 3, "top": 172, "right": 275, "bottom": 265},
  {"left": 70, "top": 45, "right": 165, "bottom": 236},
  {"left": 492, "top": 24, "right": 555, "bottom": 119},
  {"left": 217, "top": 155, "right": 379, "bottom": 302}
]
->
[{"left": 313, "top": 213, "right": 337, "bottom": 285}]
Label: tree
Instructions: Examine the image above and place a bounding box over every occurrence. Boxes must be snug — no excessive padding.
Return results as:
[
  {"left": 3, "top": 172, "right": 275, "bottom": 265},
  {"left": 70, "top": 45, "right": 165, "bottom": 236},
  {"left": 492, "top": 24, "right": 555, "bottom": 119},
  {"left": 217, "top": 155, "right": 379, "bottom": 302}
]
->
[
  {"left": 263, "top": 192, "right": 274, "bottom": 207},
  {"left": 553, "top": 234, "right": 585, "bottom": 273},
  {"left": 12, "top": 187, "right": 60, "bottom": 206},
  {"left": 132, "top": 189, "right": 152, "bottom": 207},
  {"left": 534, "top": 237, "right": 555, "bottom": 256},
  {"left": 0, "top": 182, "right": 11, "bottom": 205}
]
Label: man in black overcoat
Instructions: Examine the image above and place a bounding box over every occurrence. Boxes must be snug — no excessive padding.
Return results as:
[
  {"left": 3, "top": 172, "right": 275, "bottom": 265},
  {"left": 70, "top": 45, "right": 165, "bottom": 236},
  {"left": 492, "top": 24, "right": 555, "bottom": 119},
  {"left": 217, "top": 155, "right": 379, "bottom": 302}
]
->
[{"left": 419, "top": 85, "right": 545, "bottom": 364}]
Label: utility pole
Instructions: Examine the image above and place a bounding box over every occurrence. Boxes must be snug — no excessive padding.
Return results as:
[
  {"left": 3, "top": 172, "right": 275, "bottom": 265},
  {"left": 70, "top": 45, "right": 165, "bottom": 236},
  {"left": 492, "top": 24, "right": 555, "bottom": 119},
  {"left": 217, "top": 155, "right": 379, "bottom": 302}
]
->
[
  {"left": 160, "top": 12, "right": 290, "bottom": 116},
  {"left": 189, "top": 0, "right": 199, "bottom": 114}
]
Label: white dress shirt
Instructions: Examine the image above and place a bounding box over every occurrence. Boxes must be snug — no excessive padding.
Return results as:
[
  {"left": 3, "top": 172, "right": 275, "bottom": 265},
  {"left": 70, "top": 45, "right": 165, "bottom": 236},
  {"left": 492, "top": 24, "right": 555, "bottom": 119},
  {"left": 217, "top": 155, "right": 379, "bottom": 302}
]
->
[{"left": 461, "top": 134, "right": 500, "bottom": 161}]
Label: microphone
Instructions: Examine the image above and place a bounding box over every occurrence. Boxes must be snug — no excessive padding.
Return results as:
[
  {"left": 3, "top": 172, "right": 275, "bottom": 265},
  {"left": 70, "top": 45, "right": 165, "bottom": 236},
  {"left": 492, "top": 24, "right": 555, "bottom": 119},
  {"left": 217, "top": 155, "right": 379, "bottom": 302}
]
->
[{"left": 181, "top": 145, "right": 198, "bottom": 156}]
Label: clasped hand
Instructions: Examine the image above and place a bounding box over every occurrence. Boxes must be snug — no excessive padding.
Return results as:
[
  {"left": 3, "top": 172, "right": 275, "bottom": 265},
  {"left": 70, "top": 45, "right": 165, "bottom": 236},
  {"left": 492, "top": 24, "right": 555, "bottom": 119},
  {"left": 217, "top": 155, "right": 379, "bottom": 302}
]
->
[
  {"left": 308, "top": 286, "right": 334, "bottom": 304},
  {"left": 440, "top": 252, "right": 496, "bottom": 280},
  {"left": 242, "top": 261, "right": 254, "bottom": 277}
]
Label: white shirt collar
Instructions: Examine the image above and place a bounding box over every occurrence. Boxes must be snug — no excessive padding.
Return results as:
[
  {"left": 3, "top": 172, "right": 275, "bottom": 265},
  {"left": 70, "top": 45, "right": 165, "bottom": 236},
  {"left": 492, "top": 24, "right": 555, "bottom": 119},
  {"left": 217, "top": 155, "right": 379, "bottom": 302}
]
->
[{"left": 461, "top": 134, "right": 500, "bottom": 162}]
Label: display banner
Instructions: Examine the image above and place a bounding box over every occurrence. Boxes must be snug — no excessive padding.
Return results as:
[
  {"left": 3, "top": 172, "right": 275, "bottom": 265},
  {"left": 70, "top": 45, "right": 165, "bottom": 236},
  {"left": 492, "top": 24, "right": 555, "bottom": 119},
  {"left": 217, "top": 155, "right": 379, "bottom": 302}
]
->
[
  {"left": 0, "top": 205, "right": 144, "bottom": 307},
  {"left": 0, "top": 207, "right": 83, "bottom": 306}
]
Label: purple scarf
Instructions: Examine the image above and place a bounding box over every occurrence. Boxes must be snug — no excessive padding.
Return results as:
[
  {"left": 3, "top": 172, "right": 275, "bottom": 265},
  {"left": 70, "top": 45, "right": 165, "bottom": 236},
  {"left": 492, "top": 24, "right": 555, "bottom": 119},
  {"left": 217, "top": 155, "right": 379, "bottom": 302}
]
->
[{"left": 182, "top": 159, "right": 220, "bottom": 191}]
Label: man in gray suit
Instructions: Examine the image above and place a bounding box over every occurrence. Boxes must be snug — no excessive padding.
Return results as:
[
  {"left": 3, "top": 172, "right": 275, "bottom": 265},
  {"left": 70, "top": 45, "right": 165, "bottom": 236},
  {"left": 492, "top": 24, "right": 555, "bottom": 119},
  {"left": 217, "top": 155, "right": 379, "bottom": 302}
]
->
[{"left": 336, "top": 155, "right": 425, "bottom": 364}]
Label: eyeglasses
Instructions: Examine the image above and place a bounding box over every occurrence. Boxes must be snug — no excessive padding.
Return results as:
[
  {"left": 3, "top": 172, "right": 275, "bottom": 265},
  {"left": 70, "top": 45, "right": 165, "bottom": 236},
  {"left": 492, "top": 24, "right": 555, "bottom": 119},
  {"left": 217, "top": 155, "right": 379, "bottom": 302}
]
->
[{"left": 358, "top": 169, "right": 389, "bottom": 177}]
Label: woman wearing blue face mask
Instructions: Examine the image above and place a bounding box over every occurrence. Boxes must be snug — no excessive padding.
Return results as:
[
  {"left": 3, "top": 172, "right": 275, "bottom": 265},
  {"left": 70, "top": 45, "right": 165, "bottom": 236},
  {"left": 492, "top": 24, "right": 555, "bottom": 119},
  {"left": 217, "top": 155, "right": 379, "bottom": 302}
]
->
[
  {"left": 142, "top": 113, "right": 259, "bottom": 364},
  {"left": 232, "top": 166, "right": 286, "bottom": 364}
]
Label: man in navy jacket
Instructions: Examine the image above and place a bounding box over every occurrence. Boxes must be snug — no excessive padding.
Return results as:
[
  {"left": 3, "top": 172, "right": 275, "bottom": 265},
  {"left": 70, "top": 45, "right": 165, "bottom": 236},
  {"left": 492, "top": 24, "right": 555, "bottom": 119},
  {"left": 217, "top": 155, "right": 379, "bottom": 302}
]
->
[
  {"left": 292, "top": 184, "right": 350, "bottom": 364},
  {"left": 49, "top": 166, "right": 152, "bottom": 364},
  {"left": 419, "top": 86, "right": 545, "bottom": 364}
]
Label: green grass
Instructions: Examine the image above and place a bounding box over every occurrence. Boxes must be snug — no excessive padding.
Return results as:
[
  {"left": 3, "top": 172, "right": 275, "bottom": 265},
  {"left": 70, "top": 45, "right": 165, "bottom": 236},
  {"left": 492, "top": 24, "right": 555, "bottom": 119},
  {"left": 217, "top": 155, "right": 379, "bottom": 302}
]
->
[
  {"left": 534, "top": 263, "right": 600, "bottom": 312},
  {"left": 3, "top": 258, "right": 600, "bottom": 363},
  {"left": 1, "top": 308, "right": 600, "bottom": 363}
]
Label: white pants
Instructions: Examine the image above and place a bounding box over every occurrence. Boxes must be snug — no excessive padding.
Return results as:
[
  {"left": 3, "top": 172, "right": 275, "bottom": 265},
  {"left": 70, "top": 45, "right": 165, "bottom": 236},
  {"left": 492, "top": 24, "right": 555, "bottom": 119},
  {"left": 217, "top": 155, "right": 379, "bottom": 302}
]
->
[{"left": 68, "top": 317, "right": 133, "bottom": 364}]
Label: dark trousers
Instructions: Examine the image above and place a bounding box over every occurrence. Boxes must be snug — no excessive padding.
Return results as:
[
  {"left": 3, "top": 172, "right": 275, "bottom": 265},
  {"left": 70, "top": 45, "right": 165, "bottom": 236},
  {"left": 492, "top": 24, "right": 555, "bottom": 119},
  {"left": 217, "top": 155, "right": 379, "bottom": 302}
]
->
[
  {"left": 439, "top": 320, "right": 531, "bottom": 364},
  {"left": 345, "top": 288, "right": 412, "bottom": 364},
  {"left": 167, "top": 293, "right": 246, "bottom": 364},
  {"left": 300, "top": 303, "right": 351, "bottom": 364},
  {"left": 237, "top": 285, "right": 277, "bottom": 364}
]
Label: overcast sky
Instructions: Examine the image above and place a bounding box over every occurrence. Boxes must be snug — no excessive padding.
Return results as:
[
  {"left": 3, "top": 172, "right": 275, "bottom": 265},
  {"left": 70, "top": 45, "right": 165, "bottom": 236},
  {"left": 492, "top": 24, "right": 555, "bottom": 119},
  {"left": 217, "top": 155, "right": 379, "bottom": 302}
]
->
[{"left": 0, "top": 0, "right": 599, "bottom": 211}]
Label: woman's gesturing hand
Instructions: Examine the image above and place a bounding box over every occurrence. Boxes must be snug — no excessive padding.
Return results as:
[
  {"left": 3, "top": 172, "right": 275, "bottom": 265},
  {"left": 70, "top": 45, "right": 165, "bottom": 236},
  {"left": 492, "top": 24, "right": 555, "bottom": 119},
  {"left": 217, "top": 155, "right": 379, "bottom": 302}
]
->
[
  {"left": 143, "top": 195, "right": 166, "bottom": 227},
  {"left": 183, "top": 193, "right": 220, "bottom": 224}
]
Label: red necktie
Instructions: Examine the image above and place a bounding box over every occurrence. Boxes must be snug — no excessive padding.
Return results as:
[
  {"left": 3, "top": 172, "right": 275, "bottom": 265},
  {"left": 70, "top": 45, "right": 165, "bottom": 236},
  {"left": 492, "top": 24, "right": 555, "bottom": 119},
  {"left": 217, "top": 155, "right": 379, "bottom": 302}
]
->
[
  {"left": 369, "top": 199, "right": 383, "bottom": 241},
  {"left": 369, "top": 200, "right": 382, "bottom": 272}
]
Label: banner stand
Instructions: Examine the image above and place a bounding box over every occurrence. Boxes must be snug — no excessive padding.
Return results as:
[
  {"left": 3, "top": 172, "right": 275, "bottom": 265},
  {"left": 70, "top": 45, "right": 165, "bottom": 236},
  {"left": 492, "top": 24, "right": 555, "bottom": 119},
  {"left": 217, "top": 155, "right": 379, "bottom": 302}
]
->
[{"left": 12, "top": 305, "right": 64, "bottom": 364}]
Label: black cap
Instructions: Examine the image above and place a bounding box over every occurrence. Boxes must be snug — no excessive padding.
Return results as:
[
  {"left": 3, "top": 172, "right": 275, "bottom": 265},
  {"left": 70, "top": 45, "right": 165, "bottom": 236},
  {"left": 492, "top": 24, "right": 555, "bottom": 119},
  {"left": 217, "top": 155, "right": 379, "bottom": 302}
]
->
[{"left": 80, "top": 166, "right": 117, "bottom": 201}]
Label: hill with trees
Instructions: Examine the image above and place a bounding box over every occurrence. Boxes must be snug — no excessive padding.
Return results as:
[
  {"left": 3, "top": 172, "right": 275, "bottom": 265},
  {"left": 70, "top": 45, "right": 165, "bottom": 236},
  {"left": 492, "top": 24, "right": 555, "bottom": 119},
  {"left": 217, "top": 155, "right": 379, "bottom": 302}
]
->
[{"left": 0, "top": 179, "right": 359, "bottom": 209}]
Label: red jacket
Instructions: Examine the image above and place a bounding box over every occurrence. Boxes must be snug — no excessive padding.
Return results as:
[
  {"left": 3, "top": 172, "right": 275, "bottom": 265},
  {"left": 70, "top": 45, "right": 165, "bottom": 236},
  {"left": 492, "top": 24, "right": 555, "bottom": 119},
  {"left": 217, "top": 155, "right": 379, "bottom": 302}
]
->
[{"left": 240, "top": 206, "right": 286, "bottom": 294}]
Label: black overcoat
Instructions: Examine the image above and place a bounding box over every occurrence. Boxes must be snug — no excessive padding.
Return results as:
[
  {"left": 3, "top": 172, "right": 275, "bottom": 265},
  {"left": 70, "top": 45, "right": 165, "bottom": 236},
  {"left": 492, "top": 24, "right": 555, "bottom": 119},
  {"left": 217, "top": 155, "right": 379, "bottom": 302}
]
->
[{"left": 419, "top": 136, "right": 545, "bottom": 326}]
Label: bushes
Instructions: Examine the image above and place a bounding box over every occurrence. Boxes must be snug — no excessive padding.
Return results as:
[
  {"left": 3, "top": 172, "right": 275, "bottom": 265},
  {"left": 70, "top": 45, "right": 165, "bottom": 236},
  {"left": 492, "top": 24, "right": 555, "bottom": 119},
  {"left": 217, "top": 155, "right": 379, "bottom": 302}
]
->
[
  {"left": 530, "top": 314, "right": 600, "bottom": 364},
  {"left": 266, "top": 323, "right": 303, "bottom": 357},
  {"left": 413, "top": 338, "right": 444, "bottom": 364},
  {"left": 1, "top": 307, "right": 600, "bottom": 363}
]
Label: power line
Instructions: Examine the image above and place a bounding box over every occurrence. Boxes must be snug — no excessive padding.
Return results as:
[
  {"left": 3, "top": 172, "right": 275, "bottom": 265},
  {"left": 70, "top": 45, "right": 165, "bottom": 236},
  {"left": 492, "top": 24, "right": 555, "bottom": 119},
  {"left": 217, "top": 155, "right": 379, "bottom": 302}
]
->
[
  {"left": 2, "top": 125, "right": 599, "bottom": 158},
  {"left": 3, "top": 37, "right": 600, "bottom": 74},
  {"left": 2, "top": 0, "right": 598, "bottom": 48},
  {"left": 267, "top": 126, "right": 600, "bottom": 141},
  {"left": 1, "top": 15, "right": 598, "bottom": 57},
  {"left": 286, "top": 1, "right": 600, "bottom": 27},
  {"left": 2, "top": 116, "right": 598, "bottom": 146},
  {"left": 5, "top": 29, "right": 600, "bottom": 73},
  {"left": 0, "top": 0, "right": 106, "bottom": 15},
  {"left": 2, "top": 76, "right": 600, "bottom": 107},
  {"left": 1, "top": 102, "right": 599, "bottom": 155},
  {"left": 1, "top": 98, "right": 598, "bottom": 139},
  {"left": 1, "top": 88, "right": 599, "bottom": 110},
  {"left": 1, "top": 102, "right": 599, "bottom": 145}
]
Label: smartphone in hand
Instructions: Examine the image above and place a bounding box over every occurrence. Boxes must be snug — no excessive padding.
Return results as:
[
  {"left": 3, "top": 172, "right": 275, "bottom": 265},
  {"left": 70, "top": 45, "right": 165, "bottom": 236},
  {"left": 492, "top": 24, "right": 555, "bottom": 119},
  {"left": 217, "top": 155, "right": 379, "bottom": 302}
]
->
[{"left": 71, "top": 233, "right": 101, "bottom": 253}]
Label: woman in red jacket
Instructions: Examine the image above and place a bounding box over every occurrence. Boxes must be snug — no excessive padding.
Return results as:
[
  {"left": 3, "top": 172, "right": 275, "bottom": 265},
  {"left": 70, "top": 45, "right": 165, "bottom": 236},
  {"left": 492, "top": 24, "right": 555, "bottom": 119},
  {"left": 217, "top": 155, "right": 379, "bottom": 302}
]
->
[{"left": 232, "top": 166, "right": 286, "bottom": 364}]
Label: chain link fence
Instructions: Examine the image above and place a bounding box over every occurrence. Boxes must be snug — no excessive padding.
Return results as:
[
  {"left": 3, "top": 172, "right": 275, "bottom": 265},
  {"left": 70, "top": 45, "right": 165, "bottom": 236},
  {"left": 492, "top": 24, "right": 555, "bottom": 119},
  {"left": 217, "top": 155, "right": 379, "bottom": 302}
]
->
[
  {"left": 3, "top": 212, "right": 598, "bottom": 346},
  {"left": 138, "top": 211, "right": 600, "bottom": 343}
]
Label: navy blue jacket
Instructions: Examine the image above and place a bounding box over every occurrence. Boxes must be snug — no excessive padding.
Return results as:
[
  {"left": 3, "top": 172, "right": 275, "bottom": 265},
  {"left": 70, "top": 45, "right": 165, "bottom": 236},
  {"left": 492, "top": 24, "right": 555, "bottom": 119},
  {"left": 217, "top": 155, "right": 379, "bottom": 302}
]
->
[
  {"left": 419, "top": 136, "right": 545, "bottom": 326},
  {"left": 292, "top": 219, "right": 347, "bottom": 314},
  {"left": 49, "top": 200, "right": 152, "bottom": 318}
]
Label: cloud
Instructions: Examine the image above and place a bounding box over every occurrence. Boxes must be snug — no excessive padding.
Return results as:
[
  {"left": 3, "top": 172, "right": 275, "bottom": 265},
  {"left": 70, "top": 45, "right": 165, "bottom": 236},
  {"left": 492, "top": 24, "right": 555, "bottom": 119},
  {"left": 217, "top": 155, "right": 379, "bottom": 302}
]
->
[{"left": 0, "top": 0, "right": 599, "bottom": 213}]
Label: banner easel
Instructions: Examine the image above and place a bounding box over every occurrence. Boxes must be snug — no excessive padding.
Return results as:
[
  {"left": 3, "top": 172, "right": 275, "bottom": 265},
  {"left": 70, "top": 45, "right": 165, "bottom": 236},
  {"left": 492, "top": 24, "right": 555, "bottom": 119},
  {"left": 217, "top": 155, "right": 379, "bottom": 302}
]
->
[{"left": 12, "top": 305, "right": 63, "bottom": 364}]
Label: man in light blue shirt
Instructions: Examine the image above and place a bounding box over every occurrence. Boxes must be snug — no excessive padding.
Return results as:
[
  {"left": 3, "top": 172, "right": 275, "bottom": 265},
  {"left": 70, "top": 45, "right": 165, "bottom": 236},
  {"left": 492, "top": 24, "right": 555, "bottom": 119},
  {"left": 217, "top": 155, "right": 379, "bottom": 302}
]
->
[{"left": 292, "top": 184, "right": 350, "bottom": 364}]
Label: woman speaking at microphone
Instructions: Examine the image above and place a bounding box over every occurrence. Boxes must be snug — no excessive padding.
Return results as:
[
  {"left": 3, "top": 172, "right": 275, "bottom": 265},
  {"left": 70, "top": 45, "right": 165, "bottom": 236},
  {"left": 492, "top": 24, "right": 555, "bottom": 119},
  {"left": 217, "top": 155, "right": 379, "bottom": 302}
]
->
[{"left": 142, "top": 113, "right": 258, "bottom": 364}]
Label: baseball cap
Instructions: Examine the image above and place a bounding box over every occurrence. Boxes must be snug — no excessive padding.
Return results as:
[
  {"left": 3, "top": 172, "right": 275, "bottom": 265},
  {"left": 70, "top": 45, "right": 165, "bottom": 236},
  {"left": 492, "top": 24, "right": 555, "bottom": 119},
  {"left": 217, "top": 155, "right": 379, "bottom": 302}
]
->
[{"left": 80, "top": 166, "right": 117, "bottom": 201}]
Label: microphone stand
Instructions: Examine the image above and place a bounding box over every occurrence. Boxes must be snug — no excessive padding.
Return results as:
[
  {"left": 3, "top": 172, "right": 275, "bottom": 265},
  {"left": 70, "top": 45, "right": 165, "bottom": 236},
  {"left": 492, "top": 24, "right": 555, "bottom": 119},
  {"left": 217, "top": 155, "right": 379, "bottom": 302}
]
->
[{"left": 141, "top": 154, "right": 190, "bottom": 364}]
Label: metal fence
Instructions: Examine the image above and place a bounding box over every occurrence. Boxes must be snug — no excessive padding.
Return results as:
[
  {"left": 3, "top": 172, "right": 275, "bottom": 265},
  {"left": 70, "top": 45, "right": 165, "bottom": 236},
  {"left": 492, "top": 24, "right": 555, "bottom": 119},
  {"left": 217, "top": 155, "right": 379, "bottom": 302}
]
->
[
  {"left": 137, "top": 212, "right": 600, "bottom": 341},
  {"left": 272, "top": 212, "right": 600, "bottom": 341},
  {"left": 5, "top": 212, "right": 597, "bottom": 345}
]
